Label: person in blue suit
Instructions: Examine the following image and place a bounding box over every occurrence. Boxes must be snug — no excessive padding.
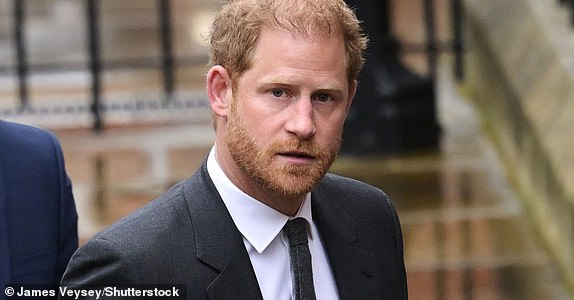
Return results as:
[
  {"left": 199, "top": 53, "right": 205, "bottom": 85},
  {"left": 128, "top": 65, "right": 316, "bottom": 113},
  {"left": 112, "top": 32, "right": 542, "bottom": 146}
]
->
[{"left": 0, "top": 120, "right": 78, "bottom": 296}]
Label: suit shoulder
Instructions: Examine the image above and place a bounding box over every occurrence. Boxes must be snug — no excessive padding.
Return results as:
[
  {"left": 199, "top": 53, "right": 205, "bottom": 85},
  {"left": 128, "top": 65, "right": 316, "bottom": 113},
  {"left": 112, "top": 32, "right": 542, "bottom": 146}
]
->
[
  {"left": 0, "top": 120, "right": 62, "bottom": 159},
  {"left": 0, "top": 120, "right": 57, "bottom": 144},
  {"left": 320, "top": 173, "right": 390, "bottom": 200},
  {"left": 316, "top": 173, "right": 397, "bottom": 220},
  {"left": 93, "top": 181, "right": 190, "bottom": 243},
  {"left": 63, "top": 178, "right": 198, "bottom": 283}
]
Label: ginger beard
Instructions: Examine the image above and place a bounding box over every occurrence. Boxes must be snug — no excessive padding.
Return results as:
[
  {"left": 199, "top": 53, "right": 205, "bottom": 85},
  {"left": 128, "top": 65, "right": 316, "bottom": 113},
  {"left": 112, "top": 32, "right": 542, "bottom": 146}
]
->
[{"left": 224, "top": 97, "right": 341, "bottom": 199}]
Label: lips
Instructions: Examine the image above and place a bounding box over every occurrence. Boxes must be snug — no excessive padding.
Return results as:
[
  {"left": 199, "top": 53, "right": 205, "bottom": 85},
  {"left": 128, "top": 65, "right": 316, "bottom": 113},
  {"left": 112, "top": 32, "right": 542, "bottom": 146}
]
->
[{"left": 277, "top": 151, "right": 316, "bottom": 161}]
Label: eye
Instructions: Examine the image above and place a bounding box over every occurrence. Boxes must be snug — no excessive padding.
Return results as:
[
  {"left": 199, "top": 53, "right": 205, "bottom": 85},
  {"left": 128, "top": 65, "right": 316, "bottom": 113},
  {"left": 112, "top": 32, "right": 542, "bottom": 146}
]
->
[
  {"left": 272, "top": 88, "right": 285, "bottom": 98},
  {"left": 314, "top": 93, "right": 333, "bottom": 103}
]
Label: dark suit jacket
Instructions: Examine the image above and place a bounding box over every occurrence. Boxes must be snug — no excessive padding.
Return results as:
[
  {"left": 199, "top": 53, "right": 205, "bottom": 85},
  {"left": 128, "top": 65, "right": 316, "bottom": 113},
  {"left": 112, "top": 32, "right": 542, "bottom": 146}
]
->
[
  {"left": 61, "top": 160, "right": 407, "bottom": 299},
  {"left": 0, "top": 120, "right": 78, "bottom": 293}
]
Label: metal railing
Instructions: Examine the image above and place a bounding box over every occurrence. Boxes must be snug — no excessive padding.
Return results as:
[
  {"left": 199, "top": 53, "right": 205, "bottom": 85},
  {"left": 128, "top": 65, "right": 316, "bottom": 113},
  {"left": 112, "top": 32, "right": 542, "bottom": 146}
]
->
[
  {"left": 408, "top": 0, "right": 464, "bottom": 80},
  {"left": 1, "top": 0, "right": 209, "bottom": 131},
  {"left": 1, "top": 0, "right": 464, "bottom": 132}
]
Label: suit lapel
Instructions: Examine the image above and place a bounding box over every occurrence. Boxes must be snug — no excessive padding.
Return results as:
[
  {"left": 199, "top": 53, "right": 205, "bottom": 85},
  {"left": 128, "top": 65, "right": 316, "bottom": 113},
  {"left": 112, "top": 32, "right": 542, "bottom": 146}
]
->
[
  {"left": 183, "top": 162, "right": 263, "bottom": 300},
  {"left": 182, "top": 160, "right": 384, "bottom": 299},
  {"left": 0, "top": 158, "right": 12, "bottom": 286},
  {"left": 312, "top": 185, "right": 382, "bottom": 299}
]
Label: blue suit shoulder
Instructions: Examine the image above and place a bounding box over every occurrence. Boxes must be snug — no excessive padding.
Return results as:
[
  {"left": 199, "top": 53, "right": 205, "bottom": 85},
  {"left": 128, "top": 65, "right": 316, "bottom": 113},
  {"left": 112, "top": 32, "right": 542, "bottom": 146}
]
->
[
  {"left": 0, "top": 120, "right": 62, "bottom": 162},
  {"left": 0, "top": 120, "right": 78, "bottom": 287}
]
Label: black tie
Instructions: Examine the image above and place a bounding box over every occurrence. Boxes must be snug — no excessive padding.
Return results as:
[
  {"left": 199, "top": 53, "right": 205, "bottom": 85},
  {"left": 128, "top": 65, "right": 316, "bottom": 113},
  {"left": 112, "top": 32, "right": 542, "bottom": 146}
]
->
[{"left": 284, "top": 218, "right": 317, "bottom": 300}]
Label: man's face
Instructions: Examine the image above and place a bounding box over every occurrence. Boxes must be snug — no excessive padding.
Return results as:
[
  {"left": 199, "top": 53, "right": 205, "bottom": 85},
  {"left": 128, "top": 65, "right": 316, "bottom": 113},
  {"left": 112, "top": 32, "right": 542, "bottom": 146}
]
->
[{"left": 223, "top": 27, "right": 356, "bottom": 200}]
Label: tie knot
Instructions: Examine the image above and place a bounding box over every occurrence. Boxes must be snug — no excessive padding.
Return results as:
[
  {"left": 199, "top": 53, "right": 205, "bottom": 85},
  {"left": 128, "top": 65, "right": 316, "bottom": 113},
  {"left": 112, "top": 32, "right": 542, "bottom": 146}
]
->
[{"left": 284, "top": 218, "right": 309, "bottom": 247}]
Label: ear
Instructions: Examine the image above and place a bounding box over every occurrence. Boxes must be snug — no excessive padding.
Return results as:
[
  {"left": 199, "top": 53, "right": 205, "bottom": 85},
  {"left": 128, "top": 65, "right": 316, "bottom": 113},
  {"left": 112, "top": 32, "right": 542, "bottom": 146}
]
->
[
  {"left": 346, "top": 80, "right": 358, "bottom": 112},
  {"left": 207, "top": 65, "right": 233, "bottom": 118}
]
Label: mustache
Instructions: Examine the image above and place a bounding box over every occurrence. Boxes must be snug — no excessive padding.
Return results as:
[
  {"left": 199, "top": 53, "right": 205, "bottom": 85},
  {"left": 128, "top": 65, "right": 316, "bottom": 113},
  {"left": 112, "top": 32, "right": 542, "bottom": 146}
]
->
[{"left": 267, "top": 138, "right": 340, "bottom": 159}]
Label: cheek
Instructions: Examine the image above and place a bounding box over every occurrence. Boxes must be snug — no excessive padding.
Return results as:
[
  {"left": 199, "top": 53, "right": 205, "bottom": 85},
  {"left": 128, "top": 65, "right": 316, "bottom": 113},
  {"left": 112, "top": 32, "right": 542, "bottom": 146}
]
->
[
  {"left": 242, "top": 103, "right": 284, "bottom": 131},
  {"left": 315, "top": 123, "right": 344, "bottom": 149},
  {"left": 231, "top": 102, "right": 273, "bottom": 142},
  {"left": 321, "top": 111, "right": 347, "bottom": 133}
]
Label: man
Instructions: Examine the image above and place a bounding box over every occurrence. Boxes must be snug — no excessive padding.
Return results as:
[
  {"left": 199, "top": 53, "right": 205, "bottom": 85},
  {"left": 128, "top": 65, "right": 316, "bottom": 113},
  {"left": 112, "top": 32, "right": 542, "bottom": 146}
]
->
[
  {"left": 61, "top": 0, "right": 408, "bottom": 299},
  {"left": 0, "top": 120, "right": 78, "bottom": 297}
]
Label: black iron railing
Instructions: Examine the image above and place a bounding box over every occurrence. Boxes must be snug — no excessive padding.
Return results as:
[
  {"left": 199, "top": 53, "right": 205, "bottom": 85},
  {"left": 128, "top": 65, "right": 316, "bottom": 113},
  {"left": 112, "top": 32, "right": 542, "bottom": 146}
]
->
[
  {"left": 1, "top": 0, "right": 208, "bottom": 131},
  {"left": 13, "top": 0, "right": 28, "bottom": 111},
  {"left": 86, "top": 0, "right": 103, "bottom": 131},
  {"left": 1, "top": 0, "right": 464, "bottom": 132}
]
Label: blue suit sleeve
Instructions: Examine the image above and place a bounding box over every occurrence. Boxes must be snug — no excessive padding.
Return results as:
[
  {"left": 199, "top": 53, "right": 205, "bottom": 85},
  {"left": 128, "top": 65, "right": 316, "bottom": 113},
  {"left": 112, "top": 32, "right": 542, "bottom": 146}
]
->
[{"left": 47, "top": 132, "right": 79, "bottom": 284}]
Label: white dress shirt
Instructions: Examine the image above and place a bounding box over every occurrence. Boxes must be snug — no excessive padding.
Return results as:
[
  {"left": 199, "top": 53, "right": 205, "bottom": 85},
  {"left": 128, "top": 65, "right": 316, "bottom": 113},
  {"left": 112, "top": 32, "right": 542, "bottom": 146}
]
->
[{"left": 206, "top": 147, "right": 339, "bottom": 300}]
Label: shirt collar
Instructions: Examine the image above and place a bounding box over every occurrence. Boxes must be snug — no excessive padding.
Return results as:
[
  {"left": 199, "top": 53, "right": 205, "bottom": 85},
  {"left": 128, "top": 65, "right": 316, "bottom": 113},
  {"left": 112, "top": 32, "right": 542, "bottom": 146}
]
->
[{"left": 206, "top": 146, "right": 313, "bottom": 254}]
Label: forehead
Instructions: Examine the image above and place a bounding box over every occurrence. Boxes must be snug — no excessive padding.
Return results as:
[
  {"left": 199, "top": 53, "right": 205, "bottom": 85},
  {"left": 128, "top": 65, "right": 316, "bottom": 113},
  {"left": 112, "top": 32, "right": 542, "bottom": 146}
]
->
[
  {"left": 238, "top": 27, "right": 348, "bottom": 88},
  {"left": 255, "top": 27, "right": 346, "bottom": 69}
]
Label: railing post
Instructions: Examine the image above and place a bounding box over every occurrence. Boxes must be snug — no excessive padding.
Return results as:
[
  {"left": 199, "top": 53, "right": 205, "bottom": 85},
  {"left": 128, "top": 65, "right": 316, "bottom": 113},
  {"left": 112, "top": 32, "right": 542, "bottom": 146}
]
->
[
  {"left": 423, "top": 0, "right": 437, "bottom": 78},
  {"left": 13, "top": 0, "right": 29, "bottom": 111},
  {"left": 86, "top": 0, "right": 103, "bottom": 131},
  {"left": 451, "top": 0, "right": 464, "bottom": 80},
  {"left": 158, "top": 0, "right": 175, "bottom": 103}
]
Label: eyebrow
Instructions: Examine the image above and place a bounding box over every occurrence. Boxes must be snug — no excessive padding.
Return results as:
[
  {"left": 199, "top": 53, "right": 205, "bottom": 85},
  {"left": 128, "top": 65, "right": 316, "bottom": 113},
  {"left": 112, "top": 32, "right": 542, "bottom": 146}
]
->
[{"left": 258, "top": 76, "right": 346, "bottom": 92}]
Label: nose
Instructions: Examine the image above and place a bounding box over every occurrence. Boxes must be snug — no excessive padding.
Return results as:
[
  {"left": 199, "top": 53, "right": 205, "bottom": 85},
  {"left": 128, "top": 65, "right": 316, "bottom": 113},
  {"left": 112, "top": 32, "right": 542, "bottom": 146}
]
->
[{"left": 284, "top": 98, "right": 316, "bottom": 140}]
